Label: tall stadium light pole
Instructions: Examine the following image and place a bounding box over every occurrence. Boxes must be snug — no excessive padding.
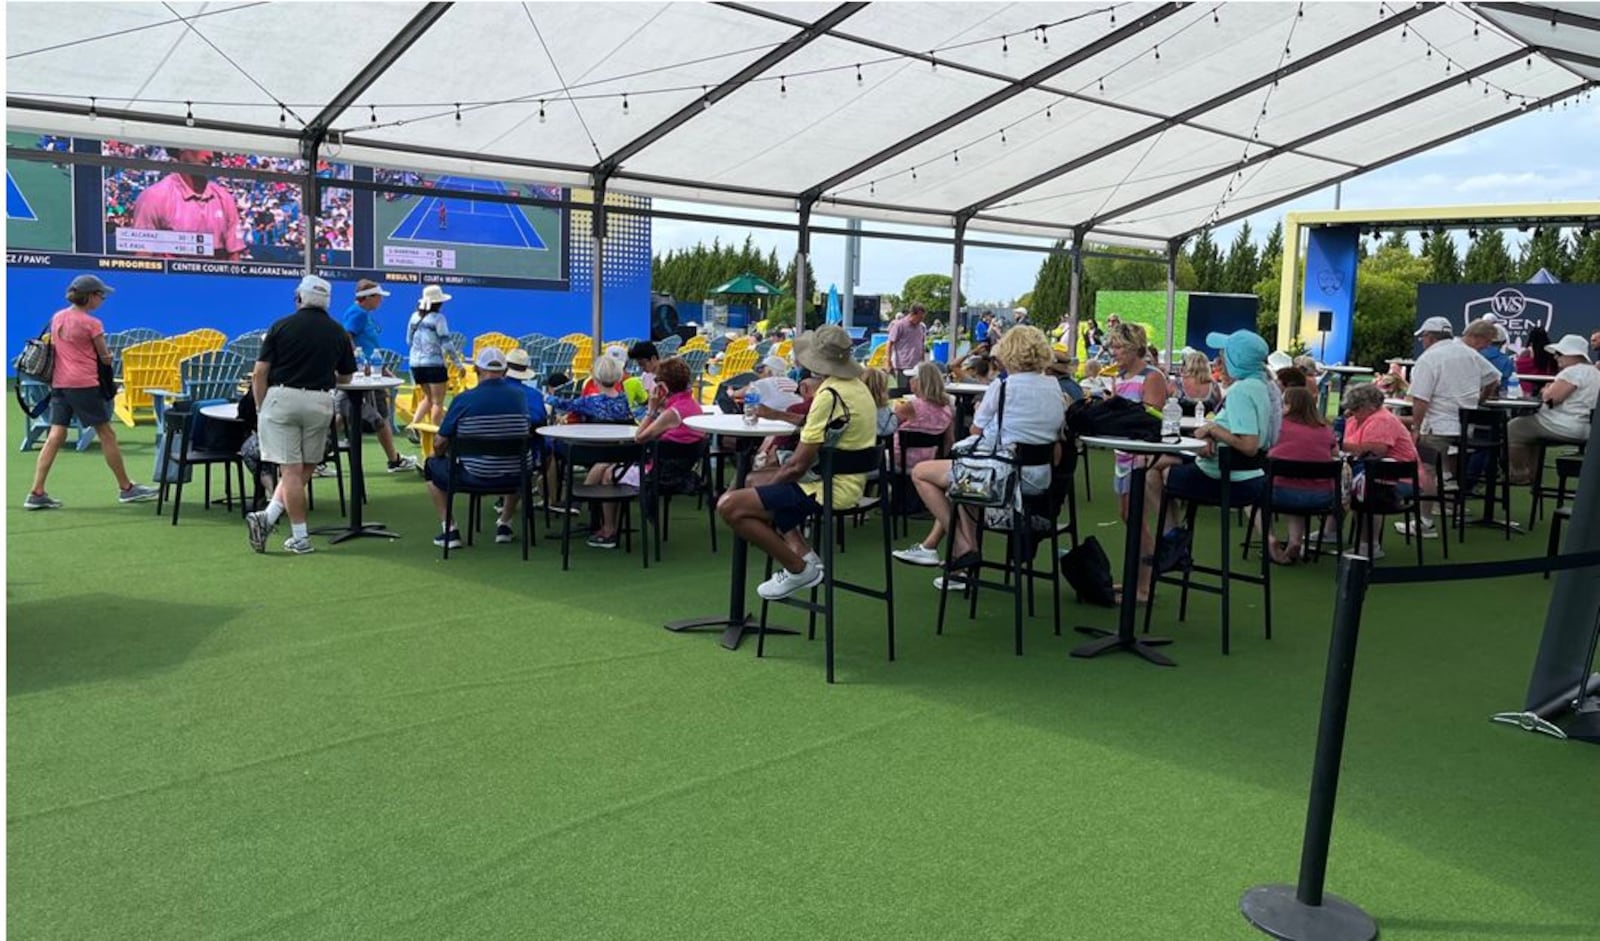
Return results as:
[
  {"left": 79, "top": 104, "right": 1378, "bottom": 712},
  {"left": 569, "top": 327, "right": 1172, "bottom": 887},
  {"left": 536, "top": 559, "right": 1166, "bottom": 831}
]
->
[{"left": 590, "top": 173, "right": 609, "bottom": 356}]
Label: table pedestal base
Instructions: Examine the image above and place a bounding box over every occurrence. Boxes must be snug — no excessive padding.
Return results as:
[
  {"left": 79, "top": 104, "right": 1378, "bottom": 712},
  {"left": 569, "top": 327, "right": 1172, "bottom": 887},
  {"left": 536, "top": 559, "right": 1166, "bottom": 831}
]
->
[
  {"left": 1070, "top": 626, "right": 1177, "bottom": 666},
  {"left": 665, "top": 614, "right": 799, "bottom": 651},
  {"left": 1461, "top": 516, "right": 1524, "bottom": 534},
  {"left": 311, "top": 521, "right": 400, "bottom": 544}
]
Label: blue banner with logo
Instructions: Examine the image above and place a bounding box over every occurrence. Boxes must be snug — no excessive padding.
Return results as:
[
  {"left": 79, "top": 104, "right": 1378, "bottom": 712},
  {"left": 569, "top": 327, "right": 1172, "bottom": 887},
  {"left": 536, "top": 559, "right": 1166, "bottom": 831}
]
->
[
  {"left": 1416, "top": 283, "right": 1600, "bottom": 356},
  {"left": 1299, "top": 225, "right": 1360, "bottom": 364}
]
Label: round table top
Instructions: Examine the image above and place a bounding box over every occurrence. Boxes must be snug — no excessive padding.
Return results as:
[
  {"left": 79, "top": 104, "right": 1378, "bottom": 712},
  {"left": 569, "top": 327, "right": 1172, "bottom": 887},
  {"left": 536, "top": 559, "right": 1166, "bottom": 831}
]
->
[
  {"left": 684, "top": 413, "right": 793, "bottom": 438},
  {"left": 1486, "top": 398, "right": 1542, "bottom": 410},
  {"left": 1080, "top": 435, "right": 1204, "bottom": 454},
  {"left": 946, "top": 382, "right": 991, "bottom": 395},
  {"left": 1324, "top": 364, "right": 1374, "bottom": 375},
  {"left": 1179, "top": 415, "right": 1205, "bottom": 431},
  {"left": 146, "top": 387, "right": 184, "bottom": 397},
  {"left": 338, "top": 375, "right": 404, "bottom": 391},
  {"left": 1514, "top": 373, "right": 1557, "bottom": 384},
  {"left": 536, "top": 423, "right": 639, "bottom": 442},
  {"left": 200, "top": 402, "right": 240, "bottom": 421}
]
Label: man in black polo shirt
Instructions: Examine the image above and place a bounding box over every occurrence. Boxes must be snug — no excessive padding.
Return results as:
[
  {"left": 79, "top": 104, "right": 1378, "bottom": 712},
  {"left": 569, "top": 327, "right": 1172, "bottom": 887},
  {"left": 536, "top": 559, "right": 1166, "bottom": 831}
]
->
[{"left": 245, "top": 275, "right": 356, "bottom": 554}]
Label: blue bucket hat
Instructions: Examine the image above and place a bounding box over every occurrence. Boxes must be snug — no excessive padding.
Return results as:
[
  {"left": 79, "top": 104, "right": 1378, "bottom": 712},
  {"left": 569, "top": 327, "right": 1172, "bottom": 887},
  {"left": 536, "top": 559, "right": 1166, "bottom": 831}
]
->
[{"left": 1206, "top": 329, "right": 1270, "bottom": 380}]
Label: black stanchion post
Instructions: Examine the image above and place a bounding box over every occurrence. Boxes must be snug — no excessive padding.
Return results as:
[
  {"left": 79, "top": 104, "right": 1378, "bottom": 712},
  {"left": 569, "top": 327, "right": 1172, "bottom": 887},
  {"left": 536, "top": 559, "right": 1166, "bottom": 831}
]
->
[{"left": 1240, "top": 554, "right": 1378, "bottom": 941}]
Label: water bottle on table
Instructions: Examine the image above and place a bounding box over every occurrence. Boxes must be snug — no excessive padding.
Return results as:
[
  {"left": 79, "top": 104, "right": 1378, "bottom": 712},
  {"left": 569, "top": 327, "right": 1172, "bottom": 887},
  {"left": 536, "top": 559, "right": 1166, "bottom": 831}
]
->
[
  {"left": 743, "top": 389, "right": 761, "bottom": 426},
  {"left": 1161, "top": 395, "right": 1181, "bottom": 439}
]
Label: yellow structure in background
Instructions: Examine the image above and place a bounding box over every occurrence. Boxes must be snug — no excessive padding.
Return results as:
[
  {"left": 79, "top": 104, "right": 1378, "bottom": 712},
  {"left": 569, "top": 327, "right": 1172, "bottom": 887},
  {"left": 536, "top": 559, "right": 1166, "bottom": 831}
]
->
[
  {"left": 114, "top": 340, "right": 180, "bottom": 425},
  {"left": 1276, "top": 202, "right": 1600, "bottom": 353}
]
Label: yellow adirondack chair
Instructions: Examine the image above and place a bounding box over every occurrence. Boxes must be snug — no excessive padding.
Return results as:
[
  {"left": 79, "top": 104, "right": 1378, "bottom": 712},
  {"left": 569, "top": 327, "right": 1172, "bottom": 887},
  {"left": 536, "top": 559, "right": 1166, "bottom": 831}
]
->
[
  {"left": 471, "top": 332, "right": 520, "bottom": 363},
  {"left": 867, "top": 343, "right": 889, "bottom": 369},
  {"left": 721, "top": 347, "right": 759, "bottom": 377},
  {"left": 681, "top": 335, "right": 709, "bottom": 353},
  {"left": 114, "top": 340, "right": 181, "bottom": 426}
]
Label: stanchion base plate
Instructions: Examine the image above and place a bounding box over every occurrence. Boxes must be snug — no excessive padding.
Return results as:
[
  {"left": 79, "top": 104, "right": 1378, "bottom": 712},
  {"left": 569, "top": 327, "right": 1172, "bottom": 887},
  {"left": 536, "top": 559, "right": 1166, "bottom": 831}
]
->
[{"left": 1240, "top": 884, "right": 1376, "bottom": 941}]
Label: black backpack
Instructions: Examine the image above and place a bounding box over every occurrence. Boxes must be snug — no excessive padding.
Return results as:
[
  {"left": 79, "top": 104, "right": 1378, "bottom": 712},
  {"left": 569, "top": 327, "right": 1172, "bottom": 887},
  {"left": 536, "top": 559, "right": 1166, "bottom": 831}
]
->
[
  {"left": 1059, "top": 536, "right": 1116, "bottom": 607},
  {"left": 1065, "top": 395, "right": 1161, "bottom": 442}
]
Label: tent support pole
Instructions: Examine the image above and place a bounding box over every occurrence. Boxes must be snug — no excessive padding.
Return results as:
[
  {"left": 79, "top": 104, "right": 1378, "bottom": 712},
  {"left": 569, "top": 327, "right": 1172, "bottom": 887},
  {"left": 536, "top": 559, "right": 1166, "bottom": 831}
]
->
[
  {"left": 1068, "top": 229, "right": 1084, "bottom": 357},
  {"left": 1165, "top": 241, "right": 1180, "bottom": 370},
  {"left": 302, "top": 136, "right": 322, "bottom": 276},
  {"left": 950, "top": 213, "right": 969, "bottom": 353},
  {"left": 794, "top": 199, "right": 814, "bottom": 336},
  {"left": 591, "top": 173, "right": 609, "bottom": 357}
]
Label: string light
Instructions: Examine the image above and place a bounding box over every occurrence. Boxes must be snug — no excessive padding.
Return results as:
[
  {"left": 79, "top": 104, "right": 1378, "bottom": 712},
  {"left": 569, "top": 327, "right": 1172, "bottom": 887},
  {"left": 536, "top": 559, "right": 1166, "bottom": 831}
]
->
[
  {"left": 1155, "top": 44, "right": 1161, "bottom": 60},
  {"left": 89, "top": 96, "right": 97, "bottom": 121},
  {"left": 1401, "top": 25, "right": 1408, "bottom": 41},
  {"left": 369, "top": 104, "right": 377, "bottom": 124},
  {"left": 278, "top": 102, "right": 286, "bottom": 126},
  {"left": 1474, "top": 22, "right": 1480, "bottom": 39},
  {"left": 701, "top": 86, "right": 710, "bottom": 110},
  {"left": 455, "top": 102, "right": 461, "bottom": 122},
  {"left": 1000, "top": 128, "right": 1007, "bottom": 144},
  {"left": 1213, "top": 8, "right": 1219, "bottom": 24},
  {"left": 538, "top": 99, "right": 546, "bottom": 123},
  {"left": 953, "top": 149, "right": 959, "bottom": 164},
  {"left": 185, "top": 101, "right": 194, "bottom": 127},
  {"left": 910, "top": 166, "right": 917, "bottom": 181},
  {"left": 1098, "top": 77, "right": 1105, "bottom": 93},
  {"left": 1046, "top": 105, "right": 1053, "bottom": 120},
  {"left": 930, "top": 54, "right": 937, "bottom": 72},
  {"left": 1002, "top": 36, "right": 1008, "bottom": 55},
  {"left": 869, "top": 182, "right": 875, "bottom": 196},
  {"left": 1109, "top": 9, "right": 1115, "bottom": 25},
  {"left": 622, "top": 92, "right": 629, "bottom": 114},
  {"left": 780, "top": 75, "right": 787, "bottom": 97}
]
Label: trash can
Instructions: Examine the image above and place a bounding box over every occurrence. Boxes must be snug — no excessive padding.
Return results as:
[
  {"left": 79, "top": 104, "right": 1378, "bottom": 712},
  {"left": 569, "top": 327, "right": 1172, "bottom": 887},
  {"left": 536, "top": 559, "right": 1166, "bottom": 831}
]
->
[{"left": 931, "top": 340, "right": 950, "bottom": 363}]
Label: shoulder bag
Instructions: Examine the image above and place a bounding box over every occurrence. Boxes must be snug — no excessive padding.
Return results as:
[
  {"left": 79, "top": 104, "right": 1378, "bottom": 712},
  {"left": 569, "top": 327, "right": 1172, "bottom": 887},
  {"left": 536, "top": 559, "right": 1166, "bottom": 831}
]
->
[
  {"left": 947, "top": 379, "right": 1020, "bottom": 527},
  {"left": 15, "top": 318, "right": 55, "bottom": 384}
]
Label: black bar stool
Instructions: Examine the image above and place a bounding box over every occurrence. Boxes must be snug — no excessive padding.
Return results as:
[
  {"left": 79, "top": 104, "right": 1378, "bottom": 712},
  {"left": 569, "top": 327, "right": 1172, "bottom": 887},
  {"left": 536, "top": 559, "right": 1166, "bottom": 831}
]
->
[
  {"left": 1243, "top": 458, "right": 1344, "bottom": 564},
  {"left": 757, "top": 446, "right": 896, "bottom": 684},
  {"left": 935, "top": 441, "right": 1063, "bottom": 655},
  {"left": 1347, "top": 457, "right": 1426, "bottom": 566},
  {"left": 1142, "top": 447, "right": 1272, "bottom": 656}
]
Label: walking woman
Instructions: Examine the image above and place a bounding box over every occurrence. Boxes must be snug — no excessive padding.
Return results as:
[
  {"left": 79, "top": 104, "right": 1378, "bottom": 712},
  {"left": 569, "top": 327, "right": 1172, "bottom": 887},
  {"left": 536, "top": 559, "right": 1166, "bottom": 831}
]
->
[
  {"left": 406, "top": 283, "right": 460, "bottom": 425},
  {"left": 23, "top": 275, "right": 158, "bottom": 509}
]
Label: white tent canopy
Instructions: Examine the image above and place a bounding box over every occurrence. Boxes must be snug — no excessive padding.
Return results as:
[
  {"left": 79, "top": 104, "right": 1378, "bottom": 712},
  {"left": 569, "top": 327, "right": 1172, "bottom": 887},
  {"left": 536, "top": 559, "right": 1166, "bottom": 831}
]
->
[{"left": 7, "top": 1, "right": 1595, "bottom": 249}]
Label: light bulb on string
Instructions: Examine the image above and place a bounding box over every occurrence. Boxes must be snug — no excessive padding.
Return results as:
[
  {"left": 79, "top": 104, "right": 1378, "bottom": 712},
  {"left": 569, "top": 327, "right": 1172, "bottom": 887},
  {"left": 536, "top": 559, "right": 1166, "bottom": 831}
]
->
[
  {"left": 1155, "top": 45, "right": 1161, "bottom": 61},
  {"left": 185, "top": 101, "right": 194, "bottom": 127},
  {"left": 1002, "top": 35, "right": 1009, "bottom": 55},
  {"left": 910, "top": 165, "right": 917, "bottom": 181},
  {"left": 1040, "top": 26, "right": 1048, "bottom": 46},
  {"left": 89, "top": 96, "right": 98, "bottom": 121},
  {"left": 539, "top": 100, "right": 547, "bottom": 123},
  {"left": 1000, "top": 128, "right": 1007, "bottom": 144},
  {"left": 856, "top": 64, "right": 862, "bottom": 84},
  {"left": 953, "top": 150, "right": 959, "bottom": 164},
  {"left": 1213, "top": 8, "right": 1219, "bottom": 24},
  {"left": 279, "top": 102, "right": 287, "bottom": 127},
  {"left": 455, "top": 102, "right": 462, "bottom": 122},
  {"left": 1110, "top": 10, "right": 1115, "bottom": 25},
  {"left": 1097, "top": 77, "right": 1105, "bottom": 93},
  {"left": 780, "top": 75, "right": 787, "bottom": 97},
  {"left": 1046, "top": 105, "right": 1053, "bottom": 120},
  {"left": 930, "top": 54, "right": 937, "bottom": 72},
  {"left": 622, "top": 92, "right": 630, "bottom": 114},
  {"left": 1474, "top": 23, "right": 1480, "bottom": 39},
  {"left": 701, "top": 87, "right": 710, "bottom": 110},
  {"left": 1401, "top": 25, "right": 1407, "bottom": 41},
  {"left": 869, "top": 181, "right": 875, "bottom": 196},
  {"left": 370, "top": 104, "right": 377, "bottom": 125}
]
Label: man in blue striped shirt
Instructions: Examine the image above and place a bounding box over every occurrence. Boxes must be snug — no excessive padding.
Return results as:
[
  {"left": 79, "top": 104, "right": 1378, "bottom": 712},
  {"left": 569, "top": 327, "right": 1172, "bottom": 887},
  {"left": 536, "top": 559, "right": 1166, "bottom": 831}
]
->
[{"left": 425, "top": 346, "right": 531, "bottom": 549}]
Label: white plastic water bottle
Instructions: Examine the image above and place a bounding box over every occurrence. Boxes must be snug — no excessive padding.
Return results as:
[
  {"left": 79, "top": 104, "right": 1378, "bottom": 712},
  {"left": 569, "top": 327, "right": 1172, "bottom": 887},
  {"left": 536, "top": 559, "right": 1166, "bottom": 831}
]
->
[
  {"left": 743, "top": 388, "right": 761, "bottom": 426},
  {"left": 1162, "top": 395, "right": 1182, "bottom": 438}
]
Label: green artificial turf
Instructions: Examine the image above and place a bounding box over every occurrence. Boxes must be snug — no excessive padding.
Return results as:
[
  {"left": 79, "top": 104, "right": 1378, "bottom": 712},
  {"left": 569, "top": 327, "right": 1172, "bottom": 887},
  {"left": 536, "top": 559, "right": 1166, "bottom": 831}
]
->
[{"left": 7, "top": 433, "right": 1598, "bottom": 940}]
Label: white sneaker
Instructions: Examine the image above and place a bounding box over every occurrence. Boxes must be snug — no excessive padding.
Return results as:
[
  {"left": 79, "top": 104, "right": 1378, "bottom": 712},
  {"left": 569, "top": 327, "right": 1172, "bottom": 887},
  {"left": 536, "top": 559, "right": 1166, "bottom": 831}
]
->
[
  {"left": 1343, "top": 544, "right": 1386, "bottom": 561},
  {"left": 893, "top": 544, "right": 941, "bottom": 566},
  {"left": 282, "top": 536, "right": 316, "bottom": 555},
  {"left": 803, "top": 551, "right": 823, "bottom": 570},
  {"left": 756, "top": 560, "right": 824, "bottom": 600},
  {"left": 1393, "top": 519, "right": 1437, "bottom": 539},
  {"left": 246, "top": 510, "right": 273, "bottom": 553},
  {"left": 933, "top": 575, "right": 968, "bottom": 591},
  {"left": 385, "top": 454, "right": 419, "bottom": 473}
]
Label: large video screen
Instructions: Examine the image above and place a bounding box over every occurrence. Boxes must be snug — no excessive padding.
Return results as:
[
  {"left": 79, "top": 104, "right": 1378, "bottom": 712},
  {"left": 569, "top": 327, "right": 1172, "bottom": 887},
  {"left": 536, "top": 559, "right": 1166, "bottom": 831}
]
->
[
  {"left": 101, "top": 142, "right": 352, "bottom": 266},
  {"left": 372, "top": 169, "right": 563, "bottom": 281},
  {"left": 6, "top": 132, "right": 75, "bottom": 251}
]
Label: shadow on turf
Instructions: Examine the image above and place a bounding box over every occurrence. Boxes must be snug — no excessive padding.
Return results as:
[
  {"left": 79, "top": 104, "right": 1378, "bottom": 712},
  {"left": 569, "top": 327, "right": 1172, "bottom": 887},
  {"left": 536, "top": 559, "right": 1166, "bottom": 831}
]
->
[
  {"left": 1379, "top": 917, "right": 1600, "bottom": 937},
  {"left": 7, "top": 593, "right": 240, "bottom": 694}
]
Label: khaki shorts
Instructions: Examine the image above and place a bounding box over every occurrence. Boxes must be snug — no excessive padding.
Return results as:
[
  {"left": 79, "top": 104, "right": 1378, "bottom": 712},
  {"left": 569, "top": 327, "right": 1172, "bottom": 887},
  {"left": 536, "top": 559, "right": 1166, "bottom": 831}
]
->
[
  {"left": 1418, "top": 434, "right": 1459, "bottom": 481},
  {"left": 259, "top": 386, "right": 334, "bottom": 466}
]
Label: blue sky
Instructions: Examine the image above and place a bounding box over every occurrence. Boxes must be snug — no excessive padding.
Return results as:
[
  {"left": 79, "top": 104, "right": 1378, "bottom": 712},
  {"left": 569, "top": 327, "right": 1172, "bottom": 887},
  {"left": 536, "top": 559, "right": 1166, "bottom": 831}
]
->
[{"left": 651, "top": 96, "right": 1597, "bottom": 305}]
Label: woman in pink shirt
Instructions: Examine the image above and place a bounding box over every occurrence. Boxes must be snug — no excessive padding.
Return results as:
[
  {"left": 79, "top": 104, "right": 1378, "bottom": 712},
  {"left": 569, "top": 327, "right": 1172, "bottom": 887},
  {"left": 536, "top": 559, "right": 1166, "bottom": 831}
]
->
[
  {"left": 892, "top": 362, "right": 954, "bottom": 470},
  {"left": 1262, "top": 386, "right": 1337, "bottom": 564},
  {"left": 585, "top": 357, "right": 706, "bottom": 549},
  {"left": 1338, "top": 383, "right": 1420, "bottom": 559},
  {"left": 23, "top": 275, "right": 158, "bottom": 510}
]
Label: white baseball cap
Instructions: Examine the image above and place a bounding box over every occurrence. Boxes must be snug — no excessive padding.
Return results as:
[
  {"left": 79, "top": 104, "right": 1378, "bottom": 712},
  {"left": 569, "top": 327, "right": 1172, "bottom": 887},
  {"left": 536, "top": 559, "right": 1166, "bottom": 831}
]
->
[
  {"left": 1414, "top": 316, "right": 1454, "bottom": 336},
  {"left": 296, "top": 275, "right": 332, "bottom": 309},
  {"left": 474, "top": 346, "right": 507, "bottom": 371}
]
